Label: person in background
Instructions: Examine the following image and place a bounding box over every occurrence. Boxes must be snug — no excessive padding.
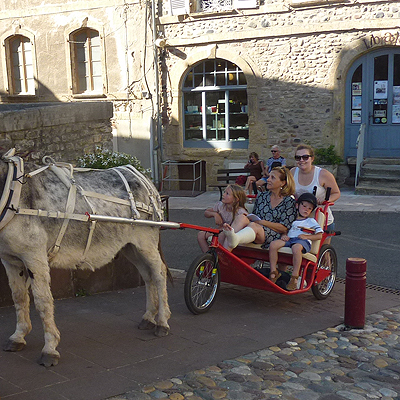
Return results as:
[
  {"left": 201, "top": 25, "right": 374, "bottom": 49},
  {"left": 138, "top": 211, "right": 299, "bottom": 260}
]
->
[
  {"left": 244, "top": 152, "right": 264, "bottom": 195},
  {"left": 222, "top": 166, "right": 296, "bottom": 251},
  {"left": 268, "top": 193, "right": 323, "bottom": 291},
  {"left": 290, "top": 144, "right": 340, "bottom": 234},
  {"left": 197, "top": 184, "right": 248, "bottom": 252},
  {"left": 256, "top": 145, "right": 286, "bottom": 191}
]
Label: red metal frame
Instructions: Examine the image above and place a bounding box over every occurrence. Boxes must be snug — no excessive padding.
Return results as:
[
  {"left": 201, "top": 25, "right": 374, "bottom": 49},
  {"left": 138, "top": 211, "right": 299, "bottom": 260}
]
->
[{"left": 176, "top": 201, "right": 337, "bottom": 295}]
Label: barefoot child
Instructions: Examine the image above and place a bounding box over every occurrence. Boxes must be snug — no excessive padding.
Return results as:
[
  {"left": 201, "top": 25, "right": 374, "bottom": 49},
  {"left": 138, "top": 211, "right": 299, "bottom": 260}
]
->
[
  {"left": 198, "top": 184, "right": 247, "bottom": 252},
  {"left": 268, "top": 193, "right": 323, "bottom": 291}
]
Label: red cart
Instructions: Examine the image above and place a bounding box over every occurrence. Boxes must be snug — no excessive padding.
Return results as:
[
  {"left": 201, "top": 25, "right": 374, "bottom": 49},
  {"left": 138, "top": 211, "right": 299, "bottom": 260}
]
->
[{"left": 180, "top": 197, "right": 340, "bottom": 315}]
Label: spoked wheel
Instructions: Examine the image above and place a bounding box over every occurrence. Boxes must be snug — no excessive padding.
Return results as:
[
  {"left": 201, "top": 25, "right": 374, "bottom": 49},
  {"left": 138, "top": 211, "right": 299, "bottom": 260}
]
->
[
  {"left": 312, "top": 244, "right": 337, "bottom": 300},
  {"left": 184, "top": 253, "right": 220, "bottom": 314}
]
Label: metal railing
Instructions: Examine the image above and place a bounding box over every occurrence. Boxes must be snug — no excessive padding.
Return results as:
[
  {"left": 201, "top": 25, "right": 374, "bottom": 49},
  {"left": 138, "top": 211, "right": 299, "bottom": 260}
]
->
[{"left": 355, "top": 123, "right": 366, "bottom": 187}]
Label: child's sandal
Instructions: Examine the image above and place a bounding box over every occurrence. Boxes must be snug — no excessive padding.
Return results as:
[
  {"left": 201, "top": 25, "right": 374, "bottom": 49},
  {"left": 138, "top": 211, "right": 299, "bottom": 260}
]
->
[
  {"left": 269, "top": 270, "right": 281, "bottom": 283},
  {"left": 287, "top": 275, "right": 299, "bottom": 291}
]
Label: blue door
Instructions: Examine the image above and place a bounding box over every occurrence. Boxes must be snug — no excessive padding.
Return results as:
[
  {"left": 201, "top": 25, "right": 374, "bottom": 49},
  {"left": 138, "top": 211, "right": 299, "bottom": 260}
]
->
[{"left": 345, "top": 48, "right": 400, "bottom": 158}]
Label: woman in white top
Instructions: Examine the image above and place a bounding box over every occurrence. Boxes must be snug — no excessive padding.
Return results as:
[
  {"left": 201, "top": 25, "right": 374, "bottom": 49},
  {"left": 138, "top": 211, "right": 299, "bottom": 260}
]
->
[{"left": 290, "top": 144, "right": 340, "bottom": 230}]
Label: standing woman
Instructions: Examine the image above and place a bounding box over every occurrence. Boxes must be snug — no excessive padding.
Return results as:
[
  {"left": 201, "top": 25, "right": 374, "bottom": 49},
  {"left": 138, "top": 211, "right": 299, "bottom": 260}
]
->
[
  {"left": 291, "top": 144, "right": 340, "bottom": 231},
  {"left": 223, "top": 166, "right": 297, "bottom": 251}
]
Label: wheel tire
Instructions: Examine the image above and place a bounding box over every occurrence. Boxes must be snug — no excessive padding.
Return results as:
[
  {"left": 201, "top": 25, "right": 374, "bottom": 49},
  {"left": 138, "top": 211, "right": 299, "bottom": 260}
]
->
[
  {"left": 312, "top": 244, "right": 337, "bottom": 300},
  {"left": 184, "top": 253, "right": 220, "bottom": 315}
]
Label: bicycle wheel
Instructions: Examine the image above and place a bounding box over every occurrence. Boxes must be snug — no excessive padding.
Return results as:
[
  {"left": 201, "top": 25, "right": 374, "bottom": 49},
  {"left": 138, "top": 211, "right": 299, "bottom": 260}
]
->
[
  {"left": 312, "top": 244, "right": 337, "bottom": 300},
  {"left": 184, "top": 253, "right": 220, "bottom": 314}
]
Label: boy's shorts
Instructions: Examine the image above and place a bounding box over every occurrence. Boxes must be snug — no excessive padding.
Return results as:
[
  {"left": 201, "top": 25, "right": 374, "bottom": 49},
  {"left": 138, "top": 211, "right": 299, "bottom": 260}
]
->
[{"left": 283, "top": 237, "right": 311, "bottom": 253}]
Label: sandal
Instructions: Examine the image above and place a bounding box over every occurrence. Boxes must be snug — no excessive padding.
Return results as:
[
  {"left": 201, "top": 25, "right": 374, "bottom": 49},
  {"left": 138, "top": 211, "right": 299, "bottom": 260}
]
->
[
  {"left": 287, "top": 275, "right": 299, "bottom": 291},
  {"left": 269, "top": 270, "right": 281, "bottom": 283}
]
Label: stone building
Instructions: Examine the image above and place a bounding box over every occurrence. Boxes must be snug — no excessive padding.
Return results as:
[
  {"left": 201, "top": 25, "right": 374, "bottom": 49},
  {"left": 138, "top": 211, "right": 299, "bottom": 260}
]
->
[
  {"left": 0, "top": 0, "right": 399, "bottom": 189},
  {"left": 0, "top": 0, "right": 159, "bottom": 171},
  {"left": 159, "top": 0, "right": 400, "bottom": 188}
]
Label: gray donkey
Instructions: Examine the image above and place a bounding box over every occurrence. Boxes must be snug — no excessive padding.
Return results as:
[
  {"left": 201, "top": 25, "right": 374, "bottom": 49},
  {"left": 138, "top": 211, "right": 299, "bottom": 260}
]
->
[{"left": 0, "top": 149, "right": 171, "bottom": 366}]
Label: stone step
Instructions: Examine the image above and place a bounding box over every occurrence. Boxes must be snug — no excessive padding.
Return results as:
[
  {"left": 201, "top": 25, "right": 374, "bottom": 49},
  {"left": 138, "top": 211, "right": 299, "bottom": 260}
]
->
[
  {"left": 355, "top": 184, "right": 400, "bottom": 196},
  {"left": 357, "top": 176, "right": 400, "bottom": 189},
  {"left": 363, "top": 158, "right": 400, "bottom": 166},
  {"left": 361, "top": 164, "right": 400, "bottom": 178}
]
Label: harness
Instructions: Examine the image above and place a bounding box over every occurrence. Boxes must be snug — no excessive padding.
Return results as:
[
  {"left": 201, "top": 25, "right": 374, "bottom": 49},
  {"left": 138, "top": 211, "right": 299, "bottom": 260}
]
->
[{"left": 0, "top": 149, "right": 164, "bottom": 268}]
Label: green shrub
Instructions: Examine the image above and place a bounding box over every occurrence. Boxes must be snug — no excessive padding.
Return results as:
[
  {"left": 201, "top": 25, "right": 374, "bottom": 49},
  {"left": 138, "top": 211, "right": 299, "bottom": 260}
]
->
[
  {"left": 77, "top": 147, "right": 149, "bottom": 174},
  {"left": 313, "top": 145, "right": 343, "bottom": 165}
]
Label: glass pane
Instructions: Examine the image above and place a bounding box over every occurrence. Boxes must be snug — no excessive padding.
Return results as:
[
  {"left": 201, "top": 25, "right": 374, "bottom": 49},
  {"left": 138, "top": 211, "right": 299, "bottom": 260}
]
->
[
  {"left": 24, "top": 49, "right": 32, "bottom": 65},
  {"left": 79, "top": 76, "right": 88, "bottom": 92},
  {"left": 394, "top": 54, "right": 400, "bottom": 86},
  {"left": 25, "top": 65, "right": 34, "bottom": 80},
  {"left": 194, "top": 63, "right": 203, "bottom": 74},
  {"left": 91, "top": 45, "right": 101, "bottom": 61},
  {"left": 92, "top": 75, "right": 103, "bottom": 91},
  {"left": 216, "top": 73, "right": 225, "bottom": 87},
  {"left": 27, "top": 77, "right": 35, "bottom": 93},
  {"left": 227, "top": 72, "right": 237, "bottom": 85},
  {"left": 184, "top": 72, "right": 193, "bottom": 88},
  {"left": 374, "top": 55, "right": 388, "bottom": 81},
  {"left": 204, "top": 60, "right": 215, "bottom": 73},
  {"left": 194, "top": 74, "right": 203, "bottom": 87},
  {"left": 92, "top": 60, "right": 102, "bottom": 76},
  {"left": 216, "top": 60, "right": 225, "bottom": 72},
  {"left": 204, "top": 73, "right": 214, "bottom": 87},
  {"left": 238, "top": 72, "right": 246, "bottom": 85}
]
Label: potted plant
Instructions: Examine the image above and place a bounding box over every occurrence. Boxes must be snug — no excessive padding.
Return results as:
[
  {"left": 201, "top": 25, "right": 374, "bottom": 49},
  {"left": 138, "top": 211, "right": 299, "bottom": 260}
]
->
[{"left": 313, "top": 145, "right": 343, "bottom": 176}]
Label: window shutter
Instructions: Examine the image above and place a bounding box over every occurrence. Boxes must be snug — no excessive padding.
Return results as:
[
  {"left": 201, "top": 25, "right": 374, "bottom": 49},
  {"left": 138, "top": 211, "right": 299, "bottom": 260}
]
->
[
  {"left": 233, "top": 0, "right": 258, "bottom": 9},
  {"left": 170, "top": 0, "right": 190, "bottom": 15}
]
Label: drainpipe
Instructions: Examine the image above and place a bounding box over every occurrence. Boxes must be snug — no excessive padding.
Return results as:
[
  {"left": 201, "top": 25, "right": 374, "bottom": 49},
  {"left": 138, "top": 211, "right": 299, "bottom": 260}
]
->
[{"left": 151, "top": 0, "right": 161, "bottom": 186}]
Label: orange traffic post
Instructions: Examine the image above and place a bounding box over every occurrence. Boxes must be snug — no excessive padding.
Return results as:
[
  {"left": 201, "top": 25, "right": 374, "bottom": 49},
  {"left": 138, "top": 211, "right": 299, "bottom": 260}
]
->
[{"left": 344, "top": 258, "right": 367, "bottom": 329}]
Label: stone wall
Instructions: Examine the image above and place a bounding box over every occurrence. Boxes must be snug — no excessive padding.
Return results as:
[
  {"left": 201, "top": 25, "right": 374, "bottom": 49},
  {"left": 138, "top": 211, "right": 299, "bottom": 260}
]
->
[
  {"left": 0, "top": 101, "right": 144, "bottom": 307},
  {"left": 159, "top": 0, "right": 400, "bottom": 184}
]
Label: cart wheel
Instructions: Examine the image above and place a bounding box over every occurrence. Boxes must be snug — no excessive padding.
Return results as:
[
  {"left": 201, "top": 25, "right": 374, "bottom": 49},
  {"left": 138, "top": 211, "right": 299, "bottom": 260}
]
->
[
  {"left": 184, "top": 253, "right": 220, "bottom": 314},
  {"left": 312, "top": 244, "right": 337, "bottom": 300}
]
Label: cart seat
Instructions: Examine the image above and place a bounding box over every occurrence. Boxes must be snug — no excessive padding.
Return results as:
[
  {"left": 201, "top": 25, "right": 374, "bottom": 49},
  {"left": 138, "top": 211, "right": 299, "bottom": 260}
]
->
[{"left": 239, "top": 207, "right": 326, "bottom": 264}]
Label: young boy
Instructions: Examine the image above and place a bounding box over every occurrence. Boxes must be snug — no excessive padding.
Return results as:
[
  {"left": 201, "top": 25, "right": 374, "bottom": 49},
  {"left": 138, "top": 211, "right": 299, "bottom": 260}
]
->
[{"left": 268, "top": 192, "right": 323, "bottom": 291}]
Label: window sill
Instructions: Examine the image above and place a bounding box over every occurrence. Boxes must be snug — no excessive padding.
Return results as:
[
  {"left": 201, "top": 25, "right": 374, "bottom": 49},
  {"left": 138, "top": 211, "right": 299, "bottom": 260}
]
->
[
  {"left": 72, "top": 93, "right": 107, "bottom": 99},
  {"left": 184, "top": 139, "right": 248, "bottom": 149},
  {"left": 7, "top": 94, "right": 37, "bottom": 99}
]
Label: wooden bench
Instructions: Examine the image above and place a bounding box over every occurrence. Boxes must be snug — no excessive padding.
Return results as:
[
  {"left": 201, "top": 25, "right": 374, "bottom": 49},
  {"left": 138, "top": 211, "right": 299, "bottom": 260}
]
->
[{"left": 209, "top": 168, "right": 249, "bottom": 200}]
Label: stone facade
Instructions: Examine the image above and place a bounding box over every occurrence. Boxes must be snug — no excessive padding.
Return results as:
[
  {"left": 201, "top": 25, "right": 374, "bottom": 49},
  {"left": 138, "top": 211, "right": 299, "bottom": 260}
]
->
[
  {"left": 159, "top": 0, "right": 400, "bottom": 184},
  {"left": 0, "top": 102, "right": 113, "bottom": 162}
]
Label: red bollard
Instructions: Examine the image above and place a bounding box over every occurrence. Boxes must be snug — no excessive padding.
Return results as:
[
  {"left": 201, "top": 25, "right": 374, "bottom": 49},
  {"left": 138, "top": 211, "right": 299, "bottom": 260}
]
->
[{"left": 344, "top": 258, "right": 367, "bottom": 329}]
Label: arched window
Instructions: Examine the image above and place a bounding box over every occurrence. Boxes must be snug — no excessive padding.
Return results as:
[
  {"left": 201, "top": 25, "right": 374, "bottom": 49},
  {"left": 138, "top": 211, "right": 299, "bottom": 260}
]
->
[
  {"left": 183, "top": 59, "right": 248, "bottom": 148},
  {"left": 71, "top": 28, "right": 103, "bottom": 94},
  {"left": 6, "top": 35, "right": 35, "bottom": 95}
]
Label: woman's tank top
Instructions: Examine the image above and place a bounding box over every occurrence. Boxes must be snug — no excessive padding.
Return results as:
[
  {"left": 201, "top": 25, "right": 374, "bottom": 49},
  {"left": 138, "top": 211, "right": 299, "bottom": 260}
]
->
[{"left": 293, "top": 166, "right": 334, "bottom": 225}]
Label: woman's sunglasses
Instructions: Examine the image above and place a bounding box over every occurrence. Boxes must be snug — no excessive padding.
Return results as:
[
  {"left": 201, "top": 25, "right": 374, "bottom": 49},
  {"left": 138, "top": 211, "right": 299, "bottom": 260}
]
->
[{"left": 295, "top": 154, "right": 311, "bottom": 161}]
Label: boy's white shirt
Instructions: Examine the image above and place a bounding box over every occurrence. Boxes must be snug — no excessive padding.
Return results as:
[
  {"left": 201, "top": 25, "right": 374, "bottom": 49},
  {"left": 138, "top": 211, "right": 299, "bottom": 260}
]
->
[{"left": 287, "top": 218, "right": 323, "bottom": 244}]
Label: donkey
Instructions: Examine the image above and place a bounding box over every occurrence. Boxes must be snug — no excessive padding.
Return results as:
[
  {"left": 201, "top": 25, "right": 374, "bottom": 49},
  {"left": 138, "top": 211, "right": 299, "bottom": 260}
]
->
[{"left": 0, "top": 150, "right": 171, "bottom": 366}]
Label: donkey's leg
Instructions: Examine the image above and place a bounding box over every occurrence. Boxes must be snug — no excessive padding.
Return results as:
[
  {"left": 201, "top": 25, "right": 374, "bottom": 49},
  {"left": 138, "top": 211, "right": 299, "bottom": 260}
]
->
[
  {"left": 123, "top": 238, "right": 170, "bottom": 336},
  {"left": 2, "top": 259, "right": 32, "bottom": 352},
  {"left": 24, "top": 258, "right": 61, "bottom": 366}
]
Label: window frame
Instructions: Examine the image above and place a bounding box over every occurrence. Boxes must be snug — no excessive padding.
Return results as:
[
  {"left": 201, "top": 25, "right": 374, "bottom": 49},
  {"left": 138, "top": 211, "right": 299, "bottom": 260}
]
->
[
  {"left": 68, "top": 27, "right": 106, "bottom": 97},
  {"left": 182, "top": 59, "right": 249, "bottom": 149},
  {"left": 2, "top": 33, "right": 37, "bottom": 97}
]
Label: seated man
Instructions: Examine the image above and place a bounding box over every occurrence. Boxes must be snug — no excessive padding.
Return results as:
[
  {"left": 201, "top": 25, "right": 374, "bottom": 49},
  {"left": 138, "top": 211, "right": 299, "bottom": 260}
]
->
[{"left": 256, "top": 145, "right": 286, "bottom": 190}]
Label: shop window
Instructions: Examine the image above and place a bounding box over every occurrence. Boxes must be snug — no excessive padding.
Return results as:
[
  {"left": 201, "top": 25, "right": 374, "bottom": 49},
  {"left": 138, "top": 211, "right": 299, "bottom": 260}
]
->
[
  {"left": 70, "top": 28, "right": 103, "bottom": 95},
  {"left": 183, "top": 59, "right": 248, "bottom": 148},
  {"left": 6, "top": 35, "right": 35, "bottom": 95}
]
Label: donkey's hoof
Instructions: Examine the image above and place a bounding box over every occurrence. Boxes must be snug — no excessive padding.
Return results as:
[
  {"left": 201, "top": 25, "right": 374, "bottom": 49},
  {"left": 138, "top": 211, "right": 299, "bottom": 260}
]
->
[
  {"left": 138, "top": 319, "right": 156, "bottom": 330},
  {"left": 39, "top": 352, "right": 60, "bottom": 367},
  {"left": 155, "top": 325, "right": 169, "bottom": 337},
  {"left": 3, "top": 339, "right": 25, "bottom": 352}
]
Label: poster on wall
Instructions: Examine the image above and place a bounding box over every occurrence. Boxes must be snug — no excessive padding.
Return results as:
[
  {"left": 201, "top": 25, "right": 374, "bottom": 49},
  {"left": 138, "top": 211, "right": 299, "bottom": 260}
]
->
[
  {"left": 352, "top": 82, "right": 362, "bottom": 96},
  {"left": 374, "top": 81, "right": 388, "bottom": 99},
  {"left": 393, "top": 105, "right": 400, "bottom": 123},
  {"left": 352, "top": 96, "right": 362, "bottom": 109},
  {"left": 393, "top": 86, "right": 400, "bottom": 104},
  {"left": 352, "top": 110, "right": 362, "bottom": 124}
]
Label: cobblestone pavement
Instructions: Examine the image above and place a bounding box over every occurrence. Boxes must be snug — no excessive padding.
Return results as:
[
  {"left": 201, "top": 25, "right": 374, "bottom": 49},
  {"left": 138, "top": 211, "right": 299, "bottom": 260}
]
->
[{"left": 109, "top": 307, "right": 400, "bottom": 400}]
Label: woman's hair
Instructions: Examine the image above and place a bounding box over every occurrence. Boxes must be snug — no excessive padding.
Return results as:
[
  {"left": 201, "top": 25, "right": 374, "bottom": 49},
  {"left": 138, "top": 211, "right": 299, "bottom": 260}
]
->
[
  {"left": 227, "top": 184, "right": 247, "bottom": 221},
  {"left": 295, "top": 144, "right": 315, "bottom": 158},
  {"left": 249, "top": 152, "right": 259, "bottom": 160},
  {"left": 271, "top": 166, "right": 295, "bottom": 196}
]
